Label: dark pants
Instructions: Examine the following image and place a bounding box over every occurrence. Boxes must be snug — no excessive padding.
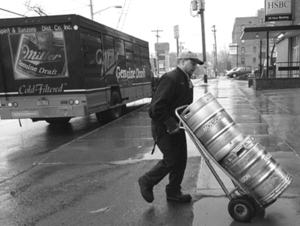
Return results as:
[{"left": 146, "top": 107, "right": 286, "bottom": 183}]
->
[{"left": 144, "top": 124, "right": 187, "bottom": 194}]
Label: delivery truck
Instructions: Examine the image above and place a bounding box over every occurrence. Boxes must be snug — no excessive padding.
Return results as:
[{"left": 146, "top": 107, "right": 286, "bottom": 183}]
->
[{"left": 0, "top": 14, "right": 152, "bottom": 124}]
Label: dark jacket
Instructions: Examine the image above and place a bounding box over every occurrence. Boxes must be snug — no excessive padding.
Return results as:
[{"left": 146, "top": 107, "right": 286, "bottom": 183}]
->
[{"left": 149, "top": 67, "right": 193, "bottom": 133}]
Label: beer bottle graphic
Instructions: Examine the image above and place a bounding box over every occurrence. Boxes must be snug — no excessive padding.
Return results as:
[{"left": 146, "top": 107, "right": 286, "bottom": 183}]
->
[{"left": 14, "top": 31, "right": 67, "bottom": 79}]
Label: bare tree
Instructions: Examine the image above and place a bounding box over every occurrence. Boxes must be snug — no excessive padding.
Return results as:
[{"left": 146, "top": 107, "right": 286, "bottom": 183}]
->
[
  {"left": 217, "top": 48, "right": 232, "bottom": 74},
  {"left": 24, "top": 0, "right": 47, "bottom": 16}
]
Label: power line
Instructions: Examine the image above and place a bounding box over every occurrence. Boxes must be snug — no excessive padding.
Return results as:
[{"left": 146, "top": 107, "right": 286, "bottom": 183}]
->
[
  {"left": 116, "top": 0, "right": 127, "bottom": 30},
  {"left": 120, "top": 0, "right": 132, "bottom": 31},
  {"left": 0, "top": 8, "right": 27, "bottom": 17},
  {"left": 116, "top": 0, "right": 132, "bottom": 31}
]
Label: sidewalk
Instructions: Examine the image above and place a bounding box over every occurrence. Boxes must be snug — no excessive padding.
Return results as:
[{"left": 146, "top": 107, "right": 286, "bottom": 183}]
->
[{"left": 192, "top": 77, "right": 300, "bottom": 225}]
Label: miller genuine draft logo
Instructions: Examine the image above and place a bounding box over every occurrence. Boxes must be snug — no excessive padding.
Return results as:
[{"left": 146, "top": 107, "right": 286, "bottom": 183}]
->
[{"left": 11, "top": 31, "right": 68, "bottom": 79}]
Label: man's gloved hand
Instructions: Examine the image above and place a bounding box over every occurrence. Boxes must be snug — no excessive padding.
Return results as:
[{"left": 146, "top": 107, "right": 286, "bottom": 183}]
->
[
  {"left": 167, "top": 123, "right": 180, "bottom": 134},
  {"left": 164, "top": 117, "right": 180, "bottom": 135}
]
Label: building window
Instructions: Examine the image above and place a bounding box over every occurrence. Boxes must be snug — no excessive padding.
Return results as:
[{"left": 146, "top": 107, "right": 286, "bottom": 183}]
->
[
  {"left": 115, "top": 38, "right": 126, "bottom": 71},
  {"left": 241, "top": 47, "right": 245, "bottom": 54},
  {"left": 253, "top": 46, "right": 257, "bottom": 53},
  {"left": 241, "top": 58, "right": 245, "bottom": 65},
  {"left": 115, "top": 38, "right": 125, "bottom": 56},
  {"left": 253, "top": 57, "right": 256, "bottom": 63},
  {"left": 259, "top": 52, "right": 266, "bottom": 58},
  {"left": 103, "top": 35, "right": 116, "bottom": 71},
  {"left": 133, "top": 44, "right": 141, "bottom": 69},
  {"left": 125, "top": 42, "right": 134, "bottom": 70},
  {"left": 80, "top": 30, "right": 103, "bottom": 70},
  {"left": 141, "top": 47, "right": 150, "bottom": 71}
]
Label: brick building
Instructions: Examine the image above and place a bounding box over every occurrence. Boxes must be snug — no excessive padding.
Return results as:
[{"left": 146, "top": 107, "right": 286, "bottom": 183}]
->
[
  {"left": 231, "top": 9, "right": 274, "bottom": 70},
  {"left": 240, "top": 0, "right": 300, "bottom": 78}
]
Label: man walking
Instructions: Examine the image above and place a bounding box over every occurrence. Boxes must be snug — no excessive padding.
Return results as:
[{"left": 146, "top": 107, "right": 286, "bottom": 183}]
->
[{"left": 138, "top": 51, "right": 204, "bottom": 203}]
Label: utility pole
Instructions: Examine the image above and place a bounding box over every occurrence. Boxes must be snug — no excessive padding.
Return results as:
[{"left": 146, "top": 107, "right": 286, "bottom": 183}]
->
[
  {"left": 191, "top": 0, "right": 207, "bottom": 83},
  {"left": 90, "top": 0, "right": 94, "bottom": 20},
  {"left": 199, "top": 0, "right": 207, "bottom": 83},
  {"left": 152, "top": 29, "right": 163, "bottom": 76},
  {"left": 212, "top": 25, "right": 218, "bottom": 77}
]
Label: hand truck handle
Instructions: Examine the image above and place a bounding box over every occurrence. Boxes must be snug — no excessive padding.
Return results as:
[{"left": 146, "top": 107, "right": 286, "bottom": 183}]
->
[{"left": 175, "top": 105, "right": 189, "bottom": 130}]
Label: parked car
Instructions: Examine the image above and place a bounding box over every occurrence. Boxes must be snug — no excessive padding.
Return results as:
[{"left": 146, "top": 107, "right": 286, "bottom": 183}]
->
[
  {"left": 226, "top": 66, "right": 252, "bottom": 78},
  {"left": 225, "top": 67, "right": 238, "bottom": 77}
]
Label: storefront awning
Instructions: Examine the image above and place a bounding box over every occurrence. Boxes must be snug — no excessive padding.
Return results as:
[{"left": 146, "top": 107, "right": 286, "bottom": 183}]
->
[{"left": 241, "top": 25, "right": 300, "bottom": 40}]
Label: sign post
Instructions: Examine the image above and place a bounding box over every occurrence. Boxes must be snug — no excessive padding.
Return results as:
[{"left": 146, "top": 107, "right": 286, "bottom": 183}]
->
[{"left": 174, "top": 25, "right": 179, "bottom": 57}]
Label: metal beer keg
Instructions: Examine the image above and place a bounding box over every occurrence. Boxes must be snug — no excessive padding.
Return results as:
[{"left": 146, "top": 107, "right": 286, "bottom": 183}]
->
[
  {"left": 221, "top": 135, "right": 293, "bottom": 206},
  {"left": 181, "top": 92, "right": 244, "bottom": 161}
]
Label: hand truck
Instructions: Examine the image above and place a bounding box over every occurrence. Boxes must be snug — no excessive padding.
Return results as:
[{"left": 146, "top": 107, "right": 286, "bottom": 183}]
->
[{"left": 175, "top": 105, "right": 283, "bottom": 222}]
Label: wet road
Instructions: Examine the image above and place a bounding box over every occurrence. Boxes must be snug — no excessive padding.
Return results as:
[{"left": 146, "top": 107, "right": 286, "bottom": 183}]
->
[
  {"left": 0, "top": 116, "right": 102, "bottom": 182},
  {"left": 1, "top": 77, "right": 300, "bottom": 225},
  {"left": 0, "top": 100, "right": 150, "bottom": 182}
]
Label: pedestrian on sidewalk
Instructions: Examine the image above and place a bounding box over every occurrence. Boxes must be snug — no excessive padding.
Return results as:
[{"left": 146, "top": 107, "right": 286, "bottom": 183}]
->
[{"left": 138, "top": 51, "right": 204, "bottom": 203}]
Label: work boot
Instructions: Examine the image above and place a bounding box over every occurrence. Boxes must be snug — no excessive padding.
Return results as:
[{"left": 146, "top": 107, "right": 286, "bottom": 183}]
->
[
  {"left": 138, "top": 176, "right": 154, "bottom": 203},
  {"left": 166, "top": 191, "right": 192, "bottom": 203}
]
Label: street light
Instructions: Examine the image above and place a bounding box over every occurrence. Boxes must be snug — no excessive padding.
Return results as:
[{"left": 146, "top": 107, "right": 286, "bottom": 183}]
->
[{"left": 90, "top": 3, "right": 122, "bottom": 20}]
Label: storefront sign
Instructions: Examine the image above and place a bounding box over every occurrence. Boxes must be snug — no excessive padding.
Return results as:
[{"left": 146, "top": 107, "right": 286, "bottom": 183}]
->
[
  {"left": 229, "top": 43, "right": 238, "bottom": 55},
  {"left": 155, "top": 42, "right": 170, "bottom": 53},
  {"left": 265, "top": 0, "right": 293, "bottom": 21}
]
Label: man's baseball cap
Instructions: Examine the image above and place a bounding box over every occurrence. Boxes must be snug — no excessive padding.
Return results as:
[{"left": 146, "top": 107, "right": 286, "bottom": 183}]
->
[{"left": 178, "top": 51, "right": 204, "bottom": 65}]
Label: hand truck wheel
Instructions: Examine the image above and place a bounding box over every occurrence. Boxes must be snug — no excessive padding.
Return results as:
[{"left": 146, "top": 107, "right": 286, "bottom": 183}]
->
[{"left": 228, "top": 195, "right": 255, "bottom": 222}]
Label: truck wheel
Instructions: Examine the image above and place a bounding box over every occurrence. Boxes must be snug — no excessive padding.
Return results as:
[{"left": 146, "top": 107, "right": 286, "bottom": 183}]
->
[
  {"left": 96, "top": 91, "right": 123, "bottom": 122},
  {"left": 109, "top": 91, "right": 123, "bottom": 119}
]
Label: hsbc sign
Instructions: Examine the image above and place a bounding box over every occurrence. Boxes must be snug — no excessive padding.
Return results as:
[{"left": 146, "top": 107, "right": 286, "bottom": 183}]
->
[{"left": 265, "top": 0, "right": 293, "bottom": 21}]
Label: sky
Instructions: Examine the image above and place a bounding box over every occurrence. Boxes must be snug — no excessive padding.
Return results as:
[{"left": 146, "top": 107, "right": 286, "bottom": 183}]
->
[{"left": 0, "top": 0, "right": 265, "bottom": 58}]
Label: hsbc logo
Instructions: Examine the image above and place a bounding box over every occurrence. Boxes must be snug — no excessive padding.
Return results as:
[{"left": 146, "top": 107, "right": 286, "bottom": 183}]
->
[{"left": 267, "top": 1, "right": 290, "bottom": 9}]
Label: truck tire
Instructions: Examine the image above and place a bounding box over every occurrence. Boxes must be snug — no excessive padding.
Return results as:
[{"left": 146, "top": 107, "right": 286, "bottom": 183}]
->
[
  {"left": 109, "top": 91, "right": 123, "bottom": 119},
  {"left": 96, "top": 91, "right": 123, "bottom": 122}
]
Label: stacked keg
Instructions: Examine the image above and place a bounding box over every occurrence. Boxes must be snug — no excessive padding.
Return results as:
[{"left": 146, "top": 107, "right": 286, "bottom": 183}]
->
[{"left": 180, "top": 92, "right": 292, "bottom": 206}]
